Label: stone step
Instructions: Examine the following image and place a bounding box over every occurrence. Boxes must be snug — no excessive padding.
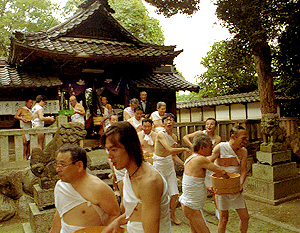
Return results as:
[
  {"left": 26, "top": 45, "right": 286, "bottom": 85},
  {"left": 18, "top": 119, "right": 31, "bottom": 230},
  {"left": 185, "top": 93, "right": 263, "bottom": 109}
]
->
[
  {"left": 92, "top": 169, "right": 112, "bottom": 180},
  {"left": 22, "top": 222, "right": 33, "bottom": 233}
]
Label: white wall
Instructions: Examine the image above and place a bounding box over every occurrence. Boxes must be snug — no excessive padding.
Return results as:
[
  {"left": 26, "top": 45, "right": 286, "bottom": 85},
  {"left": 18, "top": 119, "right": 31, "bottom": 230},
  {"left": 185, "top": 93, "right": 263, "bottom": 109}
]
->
[
  {"left": 191, "top": 108, "right": 202, "bottom": 122},
  {"left": 203, "top": 106, "right": 215, "bottom": 120},
  {"left": 231, "top": 103, "right": 246, "bottom": 120},
  {"left": 216, "top": 105, "right": 230, "bottom": 121},
  {"left": 247, "top": 102, "right": 262, "bottom": 119},
  {"left": 180, "top": 108, "right": 191, "bottom": 122}
]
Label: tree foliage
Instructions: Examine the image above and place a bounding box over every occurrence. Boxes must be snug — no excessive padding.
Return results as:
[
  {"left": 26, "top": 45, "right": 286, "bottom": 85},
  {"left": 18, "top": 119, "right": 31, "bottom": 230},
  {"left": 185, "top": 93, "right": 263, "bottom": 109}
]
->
[
  {"left": 64, "top": 0, "right": 165, "bottom": 45},
  {"left": 0, "top": 0, "right": 60, "bottom": 56},
  {"left": 196, "top": 39, "right": 257, "bottom": 97}
]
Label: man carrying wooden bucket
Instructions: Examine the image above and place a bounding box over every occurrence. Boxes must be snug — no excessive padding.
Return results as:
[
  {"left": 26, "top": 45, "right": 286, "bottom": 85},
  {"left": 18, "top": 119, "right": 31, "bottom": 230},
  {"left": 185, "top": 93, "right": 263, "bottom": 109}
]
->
[{"left": 209, "top": 125, "right": 250, "bottom": 233}]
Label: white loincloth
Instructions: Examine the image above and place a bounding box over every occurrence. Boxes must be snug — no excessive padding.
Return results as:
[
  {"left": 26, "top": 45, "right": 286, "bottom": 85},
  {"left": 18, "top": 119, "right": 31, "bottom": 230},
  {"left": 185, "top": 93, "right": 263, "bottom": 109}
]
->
[
  {"left": 20, "top": 107, "right": 31, "bottom": 141},
  {"left": 71, "top": 113, "right": 85, "bottom": 126},
  {"left": 54, "top": 180, "right": 108, "bottom": 233},
  {"left": 153, "top": 126, "right": 164, "bottom": 133},
  {"left": 102, "top": 105, "right": 110, "bottom": 128},
  {"left": 31, "top": 104, "right": 44, "bottom": 127},
  {"left": 216, "top": 142, "right": 245, "bottom": 211},
  {"left": 141, "top": 130, "right": 153, "bottom": 146},
  {"left": 124, "top": 107, "right": 134, "bottom": 118},
  {"left": 152, "top": 154, "right": 179, "bottom": 196},
  {"left": 179, "top": 174, "right": 207, "bottom": 210},
  {"left": 123, "top": 163, "right": 171, "bottom": 233}
]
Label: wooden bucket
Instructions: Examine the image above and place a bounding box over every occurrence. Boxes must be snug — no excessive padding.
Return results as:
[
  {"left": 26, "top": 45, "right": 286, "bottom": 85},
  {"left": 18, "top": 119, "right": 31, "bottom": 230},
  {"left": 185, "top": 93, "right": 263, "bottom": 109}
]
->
[
  {"left": 93, "top": 116, "right": 105, "bottom": 125},
  {"left": 73, "top": 226, "right": 126, "bottom": 233},
  {"left": 211, "top": 172, "right": 240, "bottom": 195}
]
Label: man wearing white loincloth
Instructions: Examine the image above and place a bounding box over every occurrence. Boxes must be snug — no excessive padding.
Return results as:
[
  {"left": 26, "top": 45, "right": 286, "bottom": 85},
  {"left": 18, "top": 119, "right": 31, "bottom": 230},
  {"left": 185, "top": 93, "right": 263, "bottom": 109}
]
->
[
  {"left": 123, "top": 98, "right": 139, "bottom": 121},
  {"left": 102, "top": 122, "right": 172, "bottom": 233},
  {"left": 209, "top": 125, "right": 249, "bottom": 233},
  {"left": 153, "top": 113, "right": 190, "bottom": 225},
  {"left": 50, "top": 145, "right": 120, "bottom": 233},
  {"left": 179, "top": 134, "right": 229, "bottom": 233}
]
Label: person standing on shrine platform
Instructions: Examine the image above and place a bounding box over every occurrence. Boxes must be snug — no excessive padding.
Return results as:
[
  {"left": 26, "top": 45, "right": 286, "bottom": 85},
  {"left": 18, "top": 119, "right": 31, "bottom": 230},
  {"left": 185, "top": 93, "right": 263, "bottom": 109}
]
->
[
  {"left": 31, "top": 95, "right": 55, "bottom": 150},
  {"left": 139, "top": 91, "right": 152, "bottom": 118},
  {"left": 14, "top": 98, "right": 34, "bottom": 159}
]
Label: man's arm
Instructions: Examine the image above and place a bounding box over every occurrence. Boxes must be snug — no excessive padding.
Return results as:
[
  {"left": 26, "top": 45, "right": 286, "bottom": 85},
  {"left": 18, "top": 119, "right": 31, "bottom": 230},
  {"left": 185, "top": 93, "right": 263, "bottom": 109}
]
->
[
  {"left": 14, "top": 108, "right": 23, "bottom": 121},
  {"left": 208, "top": 144, "right": 221, "bottom": 162},
  {"left": 74, "top": 103, "right": 86, "bottom": 116},
  {"left": 157, "top": 132, "right": 190, "bottom": 155},
  {"left": 182, "top": 130, "right": 202, "bottom": 149},
  {"left": 37, "top": 108, "right": 55, "bottom": 123},
  {"left": 239, "top": 148, "right": 248, "bottom": 191},
  {"left": 49, "top": 211, "right": 61, "bottom": 233},
  {"left": 97, "top": 181, "right": 120, "bottom": 225},
  {"left": 102, "top": 213, "right": 128, "bottom": 233},
  {"left": 140, "top": 175, "right": 163, "bottom": 233},
  {"left": 213, "top": 135, "right": 222, "bottom": 147},
  {"left": 123, "top": 111, "right": 130, "bottom": 121}
]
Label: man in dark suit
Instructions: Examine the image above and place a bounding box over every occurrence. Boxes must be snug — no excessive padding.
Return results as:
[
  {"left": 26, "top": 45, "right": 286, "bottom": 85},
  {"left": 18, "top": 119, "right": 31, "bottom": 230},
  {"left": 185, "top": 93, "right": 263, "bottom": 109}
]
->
[{"left": 139, "top": 91, "right": 152, "bottom": 118}]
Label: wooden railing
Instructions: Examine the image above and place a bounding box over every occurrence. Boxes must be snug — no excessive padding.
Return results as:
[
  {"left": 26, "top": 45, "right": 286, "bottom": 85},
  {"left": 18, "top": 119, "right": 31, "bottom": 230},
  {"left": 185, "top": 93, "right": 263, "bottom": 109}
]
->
[
  {"left": 175, "top": 117, "right": 299, "bottom": 146},
  {"left": 0, "top": 127, "right": 57, "bottom": 163}
]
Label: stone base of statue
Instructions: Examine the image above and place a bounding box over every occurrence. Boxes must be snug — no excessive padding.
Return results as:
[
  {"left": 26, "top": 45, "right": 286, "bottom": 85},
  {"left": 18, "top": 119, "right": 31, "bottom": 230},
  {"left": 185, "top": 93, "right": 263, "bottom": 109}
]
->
[
  {"left": 244, "top": 143, "right": 300, "bottom": 205},
  {"left": 23, "top": 183, "right": 55, "bottom": 233}
]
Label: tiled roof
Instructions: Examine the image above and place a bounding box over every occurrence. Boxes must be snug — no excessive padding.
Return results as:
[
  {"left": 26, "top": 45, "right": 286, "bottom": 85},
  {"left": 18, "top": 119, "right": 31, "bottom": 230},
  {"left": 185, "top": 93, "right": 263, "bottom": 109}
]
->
[
  {"left": 9, "top": 0, "right": 181, "bottom": 65},
  {"left": 0, "top": 59, "right": 62, "bottom": 88},
  {"left": 131, "top": 72, "right": 199, "bottom": 92},
  {"left": 177, "top": 91, "right": 293, "bottom": 108}
]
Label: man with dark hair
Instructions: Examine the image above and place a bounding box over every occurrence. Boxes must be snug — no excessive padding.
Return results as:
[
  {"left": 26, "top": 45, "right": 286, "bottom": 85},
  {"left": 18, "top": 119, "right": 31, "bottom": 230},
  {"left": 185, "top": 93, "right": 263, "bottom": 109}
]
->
[
  {"left": 31, "top": 95, "right": 55, "bottom": 149},
  {"left": 50, "top": 144, "right": 120, "bottom": 233},
  {"left": 102, "top": 122, "right": 172, "bottom": 233},
  {"left": 127, "top": 105, "right": 144, "bottom": 132},
  {"left": 14, "top": 98, "right": 33, "bottom": 159},
  {"left": 138, "top": 118, "right": 157, "bottom": 163},
  {"left": 183, "top": 118, "right": 221, "bottom": 150},
  {"left": 209, "top": 125, "right": 249, "bottom": 233},
  {"left": 153, "top": 113, "right": 191, "bottom": 225}
]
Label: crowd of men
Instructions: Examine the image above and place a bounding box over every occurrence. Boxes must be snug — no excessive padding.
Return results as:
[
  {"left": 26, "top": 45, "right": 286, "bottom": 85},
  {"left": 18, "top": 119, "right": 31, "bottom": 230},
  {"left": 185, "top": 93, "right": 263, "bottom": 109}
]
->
[{"left": 14, "top": 92, "right": 249, "bottom": 233}]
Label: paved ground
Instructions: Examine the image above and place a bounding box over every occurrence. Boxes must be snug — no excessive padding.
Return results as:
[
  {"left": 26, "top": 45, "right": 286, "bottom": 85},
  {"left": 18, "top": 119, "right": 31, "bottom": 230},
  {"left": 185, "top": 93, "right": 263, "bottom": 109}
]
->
[{"left": 1, "top": 148, "right": 300, "bottom": 233}]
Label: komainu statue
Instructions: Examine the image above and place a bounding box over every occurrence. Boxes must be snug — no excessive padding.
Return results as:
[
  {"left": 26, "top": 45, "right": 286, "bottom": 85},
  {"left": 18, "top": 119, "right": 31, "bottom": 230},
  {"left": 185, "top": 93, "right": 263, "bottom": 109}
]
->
[
  {"left": 30, "top": 122, "right": 87, "bottom": 189},
  {"left": 261, "top": 113, "right": 286, "bottom": 145}
]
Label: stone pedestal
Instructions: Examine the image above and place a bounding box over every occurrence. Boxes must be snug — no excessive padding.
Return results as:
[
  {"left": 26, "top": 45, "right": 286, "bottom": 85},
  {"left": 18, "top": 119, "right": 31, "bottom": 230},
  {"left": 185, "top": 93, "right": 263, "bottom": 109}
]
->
[
  {"left": 33, "top": 184, "right": 54, "bottom": 210},
  {"left": 244, "top": 144, "right": 300, "bottom": 205},
  {"left": 23, "top": 184, "right": 56, "bottom": 233}
]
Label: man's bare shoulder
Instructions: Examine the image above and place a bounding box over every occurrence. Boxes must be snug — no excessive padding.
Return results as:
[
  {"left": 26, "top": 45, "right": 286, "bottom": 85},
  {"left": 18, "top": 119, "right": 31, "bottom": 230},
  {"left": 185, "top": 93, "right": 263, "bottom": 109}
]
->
[
  {"left": 138, "top": 166, "right": 163, "bottom": 194},
  {"left": 87, "top": 174, "right": 111, "bottom": 191},
  {"left": 239, "top": 147, "right": 248, "bottom": 157},
  {"left": 151, "top": 131, "right": 158, "bottom": 138}
]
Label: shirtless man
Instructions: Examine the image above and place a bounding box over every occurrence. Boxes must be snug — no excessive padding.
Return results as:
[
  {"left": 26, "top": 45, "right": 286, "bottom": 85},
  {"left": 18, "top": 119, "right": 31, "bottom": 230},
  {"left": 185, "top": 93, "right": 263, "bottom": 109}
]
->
[
  {"left": 150, "top": 101, "right": 166, "bottom": 132},
  {"left": 31, "top": 95, "right": 55, "bottom": 150},
  {"left": 153, "top": 113, "right": 190, "bottom": 225},
  {"left": 127, "top": 105, "right": 144, "bottom": 132},
  {"left": 138, "top": 118, "right": 157, "bottom": 164},
  {"left": 183, "top": 118, "right": 221, "bottom": 150},
  {"left": 104, "top": 114, "right": 119, "bottom": 131},
  {"left": 70, "top": 95, "right": 86, "bottom": 148},
  {"left": 14, "top": 98, "right": 33, "bottom": 159},
  {"left": 123, "top": 98, "right": 139, "bottom": 121},
  {"left": 50, "top": 144, "right": 120, "bottom": 233},
  {"left": 179, "top": 134, "right": 229, "bottom": 233},
  {"left": 102, "top": 122, "right": 172, "bottom": 233},
  {"left": 209, "top": 125, "right": 249, "bottom": 233},
  {"left": 100, "top": 96, "right": 113, "bottom": 129}
]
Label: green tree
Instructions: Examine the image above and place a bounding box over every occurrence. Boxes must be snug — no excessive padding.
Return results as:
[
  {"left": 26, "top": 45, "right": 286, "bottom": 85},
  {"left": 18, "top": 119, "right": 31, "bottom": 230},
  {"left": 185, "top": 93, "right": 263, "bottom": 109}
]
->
[
  {"left": 0, "top": 0, "right": 60, "bottom": 56},
  {"left": 146, "top": 0, "right": 298, "bottom": 115},
  {"left": 197, "top": 39, "right": 257, "bottom": 97},
  {"left": 64, "top": 0, "right": 165, "bottom": 45}
]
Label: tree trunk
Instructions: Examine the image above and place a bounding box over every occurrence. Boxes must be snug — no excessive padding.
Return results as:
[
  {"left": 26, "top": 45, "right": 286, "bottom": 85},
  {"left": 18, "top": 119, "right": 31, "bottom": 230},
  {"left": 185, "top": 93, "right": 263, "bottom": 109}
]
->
[{"left": 253, "top": 42, "right": 277, "bottom": 114}]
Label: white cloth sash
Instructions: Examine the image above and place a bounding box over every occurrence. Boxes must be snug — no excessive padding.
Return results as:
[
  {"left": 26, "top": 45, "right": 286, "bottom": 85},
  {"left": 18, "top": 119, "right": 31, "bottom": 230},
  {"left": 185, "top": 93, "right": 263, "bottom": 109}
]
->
[
  {"left": 161, "top": 130, "right": 177, "bottom": 147},
  {"left": 142, "top": 130, "right": 153, "bottom": 146}
]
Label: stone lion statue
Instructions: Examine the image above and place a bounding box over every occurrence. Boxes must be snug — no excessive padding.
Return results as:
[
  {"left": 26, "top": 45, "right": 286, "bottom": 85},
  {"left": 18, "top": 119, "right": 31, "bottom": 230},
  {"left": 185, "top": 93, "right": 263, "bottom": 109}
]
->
[
  {"left": 261, "top": 113, "right": 286, "bottom": 145},
  {"left": 30, "top": 122, "right": 87, "bottom": 189}
]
